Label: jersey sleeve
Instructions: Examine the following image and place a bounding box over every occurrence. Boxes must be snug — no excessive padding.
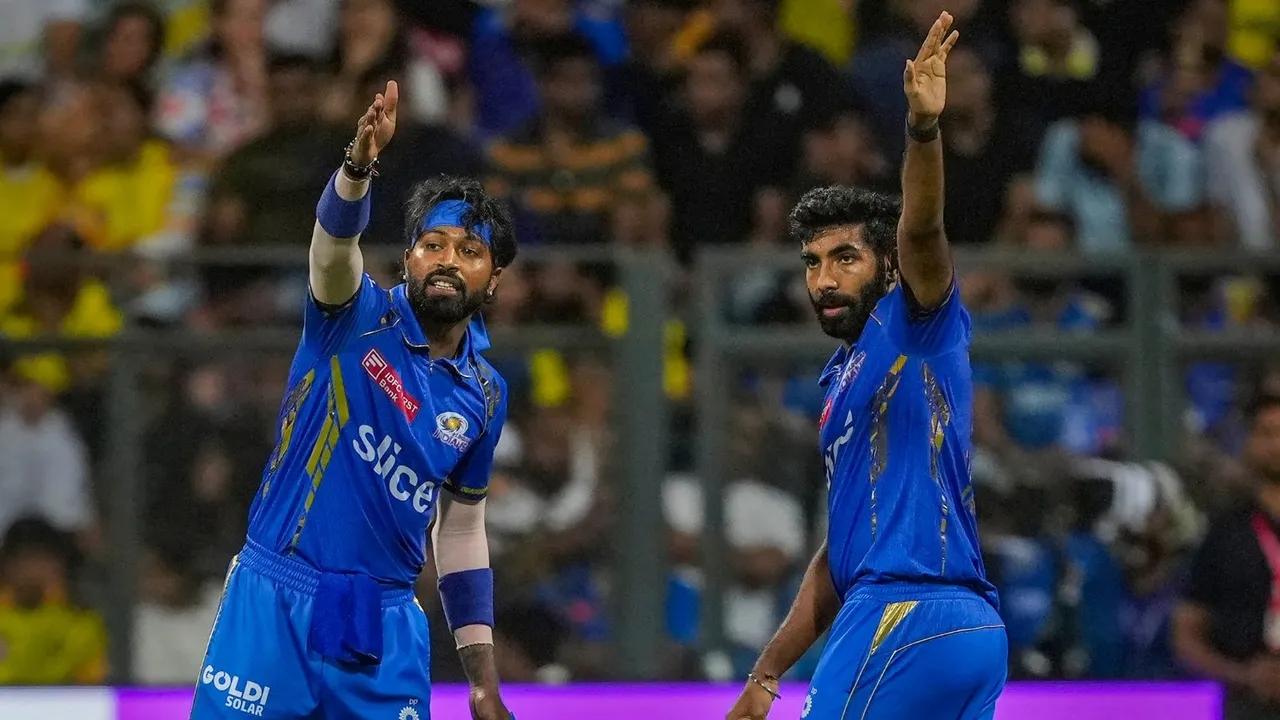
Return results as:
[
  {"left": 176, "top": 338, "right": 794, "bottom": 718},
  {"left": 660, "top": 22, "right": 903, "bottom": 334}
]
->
[
  {"left": 444, "top": 374, "right": 509, "bottom": 503},
  {"left": 881, "top": 278, "right": 971, "bottom": 357},
  {"left": 301, "top": 273, "right": 387, "bottom": 356}
]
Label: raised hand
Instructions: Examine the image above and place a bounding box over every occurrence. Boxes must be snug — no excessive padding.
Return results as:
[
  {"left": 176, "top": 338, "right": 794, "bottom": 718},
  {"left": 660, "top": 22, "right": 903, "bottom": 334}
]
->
[
  {"left": 349, "top": 80, "right": 399, "bottom": 166},
  {"left": 904, "top": 11, "right": 960, "bottom": 125}
]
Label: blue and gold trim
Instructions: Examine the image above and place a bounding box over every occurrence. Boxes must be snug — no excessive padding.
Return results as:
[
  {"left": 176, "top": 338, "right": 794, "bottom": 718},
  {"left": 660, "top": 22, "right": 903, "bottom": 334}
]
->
[
  {"left": 922, "top": 363, "right": 952, "bottom": 573},
  {"left": 867, "top": 355, "right": 907, "bottom": 540},
  {"left": 289, "top": 357, "right": 352, "bottom": 550}
]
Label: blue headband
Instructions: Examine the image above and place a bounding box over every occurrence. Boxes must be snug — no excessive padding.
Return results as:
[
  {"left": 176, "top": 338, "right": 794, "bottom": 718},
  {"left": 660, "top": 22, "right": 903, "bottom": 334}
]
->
[{"left": 419, "top": 200, "right": 493, "bottom": 246}]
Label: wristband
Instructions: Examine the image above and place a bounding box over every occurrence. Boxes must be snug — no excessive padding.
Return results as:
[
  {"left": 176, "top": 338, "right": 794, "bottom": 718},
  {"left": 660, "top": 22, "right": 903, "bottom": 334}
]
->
[
  {"left": 438, "top": 568, "right": 495, "bottom": 632},
  {"left": 316, "top": 170, "right": 372, "bottom": 238},
  {"left": 906, "top": 117, "right": 940, "bottom": 143},
  {"left": 748, "top": 672, "right": 781, "bottom": 700}
]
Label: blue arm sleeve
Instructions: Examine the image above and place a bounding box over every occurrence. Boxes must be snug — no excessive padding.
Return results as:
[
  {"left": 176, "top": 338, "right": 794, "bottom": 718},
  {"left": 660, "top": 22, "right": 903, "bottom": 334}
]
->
[
  {"left": 301, "top": 273, "right": 387, "bottom": 356},
  {"left": 882, "top": 279, "right": 971, "bottom": 358},
  {"left": 443, "top": 374, "right": 508, "bottom": 502}
]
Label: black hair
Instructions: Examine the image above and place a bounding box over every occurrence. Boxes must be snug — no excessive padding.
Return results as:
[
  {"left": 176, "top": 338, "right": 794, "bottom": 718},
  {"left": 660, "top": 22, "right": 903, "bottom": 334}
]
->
[
  {"left": 268, "top": 52, "right": 321, "bottom": 75},
  {"left": 1247, "top": 393, "right": 1280, "bottom": 427},
  {"left": 789, "top": 186, "right": 901, "bottom": 263},
  {"left": 1076, "top": 81, "right": 1140, "bottom": 134},
  {"left": 0, "top": 79, "right": 38, "bottom": 114},
  {"left": 0, "top": 517, "right": 72, "bottom": 567},
  {"left": 526, "top": 32, "right": 599, "bottom": 79},
  {"left": 105, "top": 1, "right": 167, "bottom": 73},
  {"left": 111, "top": 78, "right": 156, "bottom": 116},
  {"left": 692, "top": 30, "right": 749, "bottom": 75},
  {"left": 404, "top": 176, "right": 517, "bottom": 269}
]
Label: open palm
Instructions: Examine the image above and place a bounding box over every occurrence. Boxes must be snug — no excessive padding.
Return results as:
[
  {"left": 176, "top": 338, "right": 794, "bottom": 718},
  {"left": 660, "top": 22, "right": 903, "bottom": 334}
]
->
[
  {"left": 349, "top": 80, "right": 398, "bottom": 166},
  {"left": 904, "top": 12, "right": 960, "bottom": 123}
]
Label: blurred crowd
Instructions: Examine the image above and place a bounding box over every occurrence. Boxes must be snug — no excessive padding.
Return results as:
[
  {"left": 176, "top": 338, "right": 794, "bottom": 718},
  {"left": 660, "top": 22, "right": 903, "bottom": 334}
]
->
[{"left": 0, "top": 0, "right": 1279, "bottom": 698}]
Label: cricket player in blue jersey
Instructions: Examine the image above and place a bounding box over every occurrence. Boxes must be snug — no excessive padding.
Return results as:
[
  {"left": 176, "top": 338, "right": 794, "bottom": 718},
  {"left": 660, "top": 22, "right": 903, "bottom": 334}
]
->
[
  {"left": 191, "top": 81, "right": 517, "bottom": 720},
  {"left": 728, "top": 12, "right": 1007, "bottom": 720}
]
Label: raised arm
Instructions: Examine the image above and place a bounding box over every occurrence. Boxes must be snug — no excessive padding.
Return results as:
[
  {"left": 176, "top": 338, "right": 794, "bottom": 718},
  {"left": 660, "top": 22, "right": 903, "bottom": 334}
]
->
[
  {"left": 310, "top": 81, "right": 399, "bottom": 306},
  {"left": 897, "top": 12, "right": 960, "bottom": 310}
]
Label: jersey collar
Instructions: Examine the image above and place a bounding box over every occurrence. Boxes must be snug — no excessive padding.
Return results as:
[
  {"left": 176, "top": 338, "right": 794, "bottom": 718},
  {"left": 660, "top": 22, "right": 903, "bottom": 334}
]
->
[
  {"left": 389, "top": 284, "right": 492, "bottom": 378},
  {"left": 818, "top": 344, "right": 850, "bottom": 388}
]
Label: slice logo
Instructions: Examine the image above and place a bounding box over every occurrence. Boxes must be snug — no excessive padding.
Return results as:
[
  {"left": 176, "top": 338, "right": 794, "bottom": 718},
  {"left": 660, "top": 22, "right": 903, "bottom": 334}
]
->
[
  {"left": 433, "top": 412, "right": 471, "bottom": 452},
  {"left": 202, "top": 665, "right": 270, "bottom": 716},
  {"left": 819, "top": 397, "right": 834, "bottom": 431},
  {"left": 362, "top": 349, "right": 421, "bottom": 422}
]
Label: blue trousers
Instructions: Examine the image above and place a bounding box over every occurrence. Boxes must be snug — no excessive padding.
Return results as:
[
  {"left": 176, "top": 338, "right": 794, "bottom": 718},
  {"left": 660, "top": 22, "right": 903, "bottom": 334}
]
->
[
  {"left": 191, "top": 542, "right": 432, "bottom": 720},
  {"left": 801, "top": 586, "right": 1007, "bottom": 720}
]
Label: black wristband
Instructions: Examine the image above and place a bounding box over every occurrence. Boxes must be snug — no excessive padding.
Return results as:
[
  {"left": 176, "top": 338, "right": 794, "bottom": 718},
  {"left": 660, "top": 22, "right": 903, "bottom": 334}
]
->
[
  {"left": 906, "top": 118, "right": 940, "bottom": 144},
  {"left": 747, "top": 673, "right": 781, "bottom": 700},
  {"left": 342, "top": 140, "right": 379, "bottom": 181}
]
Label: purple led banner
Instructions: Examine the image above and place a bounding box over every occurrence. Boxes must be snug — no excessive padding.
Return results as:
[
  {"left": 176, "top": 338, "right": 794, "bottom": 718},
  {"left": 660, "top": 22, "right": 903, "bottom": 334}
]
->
[{"left": 114, "top": 682, "right": 1222, "bottom": 720}]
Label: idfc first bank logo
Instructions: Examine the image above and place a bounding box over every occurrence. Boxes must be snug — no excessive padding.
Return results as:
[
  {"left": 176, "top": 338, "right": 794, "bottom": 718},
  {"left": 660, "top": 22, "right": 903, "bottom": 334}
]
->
[{"left": 202, "top": 665, "right": 271, "bottom": 716}]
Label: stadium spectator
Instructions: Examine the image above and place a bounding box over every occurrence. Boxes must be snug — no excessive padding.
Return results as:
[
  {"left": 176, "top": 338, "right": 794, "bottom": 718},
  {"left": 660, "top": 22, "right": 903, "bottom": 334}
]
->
[
  {"left": 0, "top": 0, "right": 88, "bottom": 85},
  {"left": 96, "top": 2, "right": 168, "bottom": 88},
  {"left": 661, "top": 404, "right": 810, "bottom": 678},
  {"left": 468, "top": 0, "right": 629, "bottom": 138},
  {"left": 143, "top": 364, "right": 270, "bottom": 582},
  {"left": 202, "top": 53, "right": 344, "bottom": 324},
  {"left": 488, "top": 406, "right": 613, "bottom": 679},
  {"left": 1203, "top": 49, "right": 1280, "bottom": 251},
  {"left": 1174, "top": 394, "right": 1280, "bottom": 720},
  {"left": 650, "top": 32, "right": 790, "bottom": 263},
  {"left": 132, "top": 545, "right": 222, "bottom": 685},
  {"left": 611, "top": 0, "right": 693, "bottom": 137},
  {"left": 1004, "top": 0, "right": 1103, "bottom": 121},
  {"left": 972, "top": 211, "right": 1120, "bottom": 462},
  {"left": 0, "top": 225, "right": 123, "bottom": 400},
  {"left": 0, "top": 81, "right": 66, "bottom": 317},
  {"left": 0, "top": 367, "right": 95, "bottom": 549},
  {"left": 155, "top": 0, "right": 269, "bottom": 162},
  {"left": 75, "top": 82, "right": 177, "bottom": 252},
  {"left": 1032, "top": 86, "right": 1204, "bottom": 252},
  {"left": 263, "top": 0, "right": 339, "bottom": 60},
  {"left": 1140, "top": 0, "right": 1253, "bottom": 143},
  {"left": 708, "top": 0, "right": 857, "bottom": 184},
  {"left": 1223, "top": 0, "right": 1280, "bottom": 70},
  {"left": 0, "top": 517, "right": 106, "bottom": 685},
  {"left": 941, "top": 45, "right": 1039, "bottom": 246},
  {"left": 319, "top": 0, "right": 453, "bottom": 126},
  {"left": 485, "top": 33, "right": 657, "bottom": 247}
]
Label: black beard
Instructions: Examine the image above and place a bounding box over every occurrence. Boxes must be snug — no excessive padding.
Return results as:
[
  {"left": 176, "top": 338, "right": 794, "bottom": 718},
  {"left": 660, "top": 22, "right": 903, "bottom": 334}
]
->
[
  {"left": 407, "top": 271, "right": 486, "bottom": 327},
  {"left": 811, "top": 270, "right": 891, "bottom": 342}
]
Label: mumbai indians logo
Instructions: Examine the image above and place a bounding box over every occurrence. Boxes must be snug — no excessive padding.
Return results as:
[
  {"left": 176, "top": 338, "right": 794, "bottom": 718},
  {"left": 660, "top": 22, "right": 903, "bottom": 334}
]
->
[
  {"left": 399, "top": 707, "right": 420, "bottom": 720},
  {"left": 838, "top": 351, "right": 866, "bottom": 392},
  {"left": 433, "top": 412, "right": 471, "bottom": 452},
  {"left": 802, "top": 687, "right": 816, "bottom": 718},
  {"left": 202, "top": 666, "right": 270, "bottom": 716}
]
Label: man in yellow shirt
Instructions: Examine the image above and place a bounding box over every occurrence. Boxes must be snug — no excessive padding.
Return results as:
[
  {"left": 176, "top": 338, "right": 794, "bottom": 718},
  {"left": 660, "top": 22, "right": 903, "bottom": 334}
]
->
[
  {"left": 74, "top": 82, "right": 176, "bottom": 252},
  {"left": 0, "top": 81, "right": 68, "bottom": 316},
  {"left": 0, "top": 518, "right": 107, "bottom": 685}
]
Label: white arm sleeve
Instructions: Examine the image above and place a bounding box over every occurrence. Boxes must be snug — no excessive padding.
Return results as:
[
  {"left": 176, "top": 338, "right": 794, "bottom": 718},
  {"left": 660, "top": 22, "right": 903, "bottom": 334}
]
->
[
  {"left": 431, "top": 495, "right": 494, "bottom": 646},
  {"left": 309, "top": 171, "right": 367, "bottom": 306}
]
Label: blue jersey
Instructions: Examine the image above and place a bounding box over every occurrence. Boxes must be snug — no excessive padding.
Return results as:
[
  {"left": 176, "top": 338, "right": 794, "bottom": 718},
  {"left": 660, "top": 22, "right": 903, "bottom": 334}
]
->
[
  {"left": 818, "top": 281, "right": 996, "bottom": 607},
  {"left": 246, "top": 274, "right": 508, "bottom": 586}
]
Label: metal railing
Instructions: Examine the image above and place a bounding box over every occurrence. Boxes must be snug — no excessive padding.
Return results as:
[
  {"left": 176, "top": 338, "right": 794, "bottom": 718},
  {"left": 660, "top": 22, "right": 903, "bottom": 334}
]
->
[{"left": 6, "top": 245, "right": 1280, "bottom": 680}]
